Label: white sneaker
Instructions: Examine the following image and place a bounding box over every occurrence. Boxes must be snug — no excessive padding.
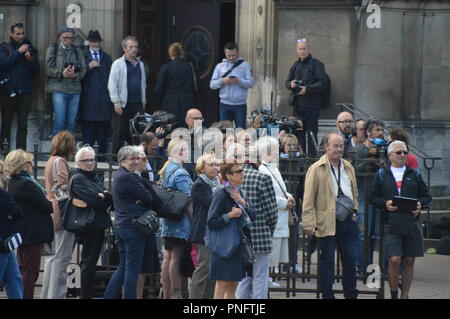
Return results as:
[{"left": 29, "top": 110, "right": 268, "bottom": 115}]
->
[{"left": 268, "top": 277, "right": 281, "bottom": 288}]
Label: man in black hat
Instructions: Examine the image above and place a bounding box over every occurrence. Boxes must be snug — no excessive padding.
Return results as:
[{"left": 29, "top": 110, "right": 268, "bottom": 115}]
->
[{"left": 79, "top": 31, "right": 113, "bottom": 157}]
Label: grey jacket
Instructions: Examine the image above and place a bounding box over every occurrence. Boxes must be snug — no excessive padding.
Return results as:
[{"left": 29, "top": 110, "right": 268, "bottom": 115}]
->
[
  {"left": 46, "top": 43, "right": 86, "bottom": 94},
  {"left": 108, "top": 55, "right": 147, "bottom": 108},
  {"left": 209, "top": 57, "right": 254, "bottom": 105}
]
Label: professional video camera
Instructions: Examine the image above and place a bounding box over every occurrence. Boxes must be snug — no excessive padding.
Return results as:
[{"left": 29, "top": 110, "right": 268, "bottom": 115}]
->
[
  {"left": 368, "top": 137, "right": 389, "bottom": 158},
  {"left": 0, "top": 75, "right": 16, "bottom": 98},
  {"left": 129, "top": 111, "right": 180, "bottom": 141},
  {"left": 251, "top": 106, "right": 303, "bottom": 134}
]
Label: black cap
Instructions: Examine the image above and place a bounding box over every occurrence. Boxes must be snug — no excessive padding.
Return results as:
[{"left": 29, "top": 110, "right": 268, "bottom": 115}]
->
[{"left": 87, "top": 30, "right": 103, "bottom": 42}]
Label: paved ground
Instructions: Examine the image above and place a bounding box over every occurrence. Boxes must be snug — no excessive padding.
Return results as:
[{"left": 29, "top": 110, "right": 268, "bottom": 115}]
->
[{"left": 1, "top": 250, "right": 449, "bottom": 299}]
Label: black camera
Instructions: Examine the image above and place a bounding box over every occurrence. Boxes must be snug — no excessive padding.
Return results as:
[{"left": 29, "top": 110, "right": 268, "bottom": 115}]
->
[
  {"left": 280, "top": 119, "right": 303, "bottom": 134},
  {"left": 0, "top": 75, "right": 17, "bottom": 98},
  {"left": 292, "top": 79, "right": 306, "bottom": 94},
  {"left": 130, "top": 111, "right": 181, "bottom": 141},
  {"left": 64, "top": 62, "right": 81, "bottom": 73}
]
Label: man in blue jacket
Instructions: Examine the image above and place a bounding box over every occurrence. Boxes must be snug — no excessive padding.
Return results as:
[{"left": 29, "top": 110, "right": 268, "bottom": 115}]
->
[
  {"left": 210, "top": 42, "right": 254, "bottom": 129},
  {"left": 0, "top": 23, "right": 39, "bottom": 151}
]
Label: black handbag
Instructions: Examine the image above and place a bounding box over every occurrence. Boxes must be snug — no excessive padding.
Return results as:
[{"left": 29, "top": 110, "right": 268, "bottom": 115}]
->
[
  {"left": 152, "top": 167, "right": 192, "bottom": 221},
  {"left": 132, "top": 210, "right": 159, "bottom": 237},
  {"left": 242, "top": 235, "right": 255, "bottom": 266},
  {"left": 61, "top": 174, "right": 96, "bottom": 233}
]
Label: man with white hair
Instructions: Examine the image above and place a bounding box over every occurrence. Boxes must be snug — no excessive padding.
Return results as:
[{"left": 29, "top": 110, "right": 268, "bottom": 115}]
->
[
  {"left": 302, "top": 133, "right": 359, "bottom": 299},
  {"left": 369, "top": 140, "right": 431, "bottom": 299}
]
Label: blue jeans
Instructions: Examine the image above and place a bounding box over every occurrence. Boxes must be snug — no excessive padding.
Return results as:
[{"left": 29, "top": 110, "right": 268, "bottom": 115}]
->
[
  {"left": 0, "top": 252, "right": 23, "bottom": 299},
  {"left": 52, "top": 92, "right": 81, "bottom": 136},
  {"left": 103, "top": 227, "right": 145, "bottom": 299},
  {"left": 357, "top": 189, "right": 381, "bottom": 272},
  {"left": 317, "top": 216, "right": 359, "bottom": 299},
  {"left": 219, "top": 103, "right": 247, "bottom": 128}
]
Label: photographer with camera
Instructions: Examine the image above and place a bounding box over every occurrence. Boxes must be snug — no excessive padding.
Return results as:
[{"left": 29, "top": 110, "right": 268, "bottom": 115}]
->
[
  {"left": 286, "top": 39, "right": 328, "bottom": 157},
  {"left": 46, "top": 26, "right": 86, "bottom": 137},
  {"left": 354, "top": 119, "right": 386, "bottom": 273},
  {"left": 0, "top": 23, "right": 40, "bottom": 151}
]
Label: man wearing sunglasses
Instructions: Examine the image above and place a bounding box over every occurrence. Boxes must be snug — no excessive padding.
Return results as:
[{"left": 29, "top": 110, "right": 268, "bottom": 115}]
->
[
  {"left": 369, "top": 140, "right": 431, "bottom": 299},
  {"left": 285, "top": 39, "right": 329, "bottom": 157},
  {"left": 0, "top": 23, "right": 40, "bottom": 151}
]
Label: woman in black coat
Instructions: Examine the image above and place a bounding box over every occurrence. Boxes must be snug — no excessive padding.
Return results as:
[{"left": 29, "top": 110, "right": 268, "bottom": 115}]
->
[
  {"left": 71, "top": 146, "right": 113, "bottom": 299},
  {"left": 189, "top": 154, "right": 220, "bottom": 299},
  {"left": 5, "top": 150, "right": 53, "bottom": 299},
  {"left": 154, "top": 42, "right": 197, "bottom": 124},
  {"left": 80, "top": 31, "right": 114, "bottom": 155}
]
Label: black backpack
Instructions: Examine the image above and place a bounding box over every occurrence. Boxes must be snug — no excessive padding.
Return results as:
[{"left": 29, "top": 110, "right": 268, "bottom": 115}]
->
[{"left": 437, "top": 236, "right": 450, "bottom": 256}]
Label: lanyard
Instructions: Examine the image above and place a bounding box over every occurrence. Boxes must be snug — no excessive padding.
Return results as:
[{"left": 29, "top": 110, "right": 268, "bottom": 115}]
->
[{"left": 330, "top": 161, "right": 344, "bottom": 196}]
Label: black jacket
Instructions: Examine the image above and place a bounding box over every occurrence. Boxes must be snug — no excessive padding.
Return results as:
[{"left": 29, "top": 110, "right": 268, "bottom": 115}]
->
[
  {"left": 70, "top": 169, "right": 113, "bottom": 231},
  {"left": 0, "top": 188, "right": 23, "bottom": 240},
  {"left": 154, "top": 58, "right": 196, "bottom": 123},
  {"left": 285, "top": 55, "right": 327, "bottom": 109},
  {"left": 80, "top": 48, "right": 114, "bottom": 122},
  {"left": 0, "top": 38, "right": 40, "bottom": 94},
  {"left": 369, "top": 166, "right": 432, "bottom": 223},
  {"left": 191, "top": 177, "right": 213, "bottom": 244},
  {"left": 7, "top": 176, "right": 53, "bottom": 246}
]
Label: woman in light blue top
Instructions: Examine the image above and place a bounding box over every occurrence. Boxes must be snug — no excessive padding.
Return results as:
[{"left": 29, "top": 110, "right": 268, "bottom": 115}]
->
[{"left": 158, "top": 138, "right": 193, "bottom": 299}]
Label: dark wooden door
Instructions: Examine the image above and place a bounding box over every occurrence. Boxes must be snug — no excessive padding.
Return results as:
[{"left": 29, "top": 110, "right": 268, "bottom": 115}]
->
[
  {"left": 125, "top": 0, "right": 164, "bottom": 112},
  {"left": 168, "top": 0, "right": 225, "bottom": 126}
]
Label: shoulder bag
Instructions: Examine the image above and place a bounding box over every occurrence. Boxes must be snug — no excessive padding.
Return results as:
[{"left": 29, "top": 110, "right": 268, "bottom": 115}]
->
[
  {"left": 51, "top": 157, "right": 70, "bottom": 207},
  {"left": 152, "top": 167, "right": 192, "bottom": 220},
  {"left": 62, "top": 174, "right": 96, "bottom": 233},
  {"left": 132, "top": 210, "right": 159, "bottom": 237},
  {"left": 330, "top": 162, "right": 355, "bottom": 222}
]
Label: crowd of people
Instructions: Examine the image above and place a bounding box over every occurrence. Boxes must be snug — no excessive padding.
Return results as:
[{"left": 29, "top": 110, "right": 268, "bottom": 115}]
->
[{"left": 0, "top": 23, "right": 432, "bottom": 300}]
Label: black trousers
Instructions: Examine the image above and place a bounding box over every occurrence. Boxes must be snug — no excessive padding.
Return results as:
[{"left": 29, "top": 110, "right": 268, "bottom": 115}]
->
[
  {"left": 0, "top": 93, "right": 32, "bottom": 150},
  {"left": 78, "top": 229, "right": 105, "bottom": 299},
  {"left": 293, "top": 106, "right": 320, "bottom": 157},
  {"left": 113, "top": 103, "right": 143, "bottom": 153},
  {"left": 82, "top": 121, "right": 109, "bottom": 154}
]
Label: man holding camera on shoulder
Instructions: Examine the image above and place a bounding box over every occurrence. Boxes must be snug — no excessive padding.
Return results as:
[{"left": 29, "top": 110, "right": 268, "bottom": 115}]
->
[
  {"left": 0, "top": 23, "right": 40, "bottom": 151},
  {"left": 286, "top": 39, "right": 328, "bottom": 157},
  {"left": 46, "top": 26, "right": 86, "bottom": 137}
]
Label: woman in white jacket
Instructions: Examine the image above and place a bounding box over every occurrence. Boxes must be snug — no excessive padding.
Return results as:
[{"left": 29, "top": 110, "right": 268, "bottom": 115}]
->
[{"left": 256, "top": 137, "right": 295, "bottom": 273}]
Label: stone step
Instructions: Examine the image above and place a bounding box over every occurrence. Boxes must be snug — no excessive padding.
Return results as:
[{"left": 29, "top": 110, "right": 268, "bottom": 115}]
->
[
  {"left": 430, "top": 197, "right": 450, "bottom": 211},
  {"left": 420, "top": 210, "right": 450, "bottom": 223},
  {"left": 429, "top": 185, "right": 449, "bottom": 198}
]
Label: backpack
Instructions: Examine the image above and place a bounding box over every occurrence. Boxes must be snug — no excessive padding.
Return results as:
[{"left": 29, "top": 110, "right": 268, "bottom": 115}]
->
[
  {"left": 376, "top": 167, "right": 422, "bottom": 186},
  {"left": 289, "top": 58, "right": 331, "bottom": 108},
  {"left": 437, "top": 236, "right": 450, "bottom": 256}
]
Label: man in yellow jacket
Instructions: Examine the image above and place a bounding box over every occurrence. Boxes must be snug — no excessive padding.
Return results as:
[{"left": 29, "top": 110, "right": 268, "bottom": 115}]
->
[{"left": 303, "top": 133, "right": 359, "bottom": 299}]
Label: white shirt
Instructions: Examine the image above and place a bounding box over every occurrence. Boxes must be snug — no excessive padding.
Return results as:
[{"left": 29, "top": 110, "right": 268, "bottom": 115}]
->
[
  {"left": 328, "top": 159, "right": 353, "bottom": 201},
  {"left": 390, "top": 166, "right": 406, "bottom": 194},
  {"left": 90, "top": 48, "right": 100, "bottom": 61}
]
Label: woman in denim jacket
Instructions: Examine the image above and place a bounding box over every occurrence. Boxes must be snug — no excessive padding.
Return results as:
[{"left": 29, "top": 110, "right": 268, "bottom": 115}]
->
[{"left": 158, "top": 138, "right": 193, "bottom": 299}]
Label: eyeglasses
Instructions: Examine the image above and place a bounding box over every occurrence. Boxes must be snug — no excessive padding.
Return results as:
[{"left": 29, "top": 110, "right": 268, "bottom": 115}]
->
[
  {"left": 127, "top": 157, "right": 140, "bottom": 161},
  {"left": 62, "top": 36, "right": 74, "bottom": 40},
  {"left": 394, "top": 151, "right": 409, "bottom": 155},
  {"left": 230, "top": 169, "right": 244, "bottom": 175},
  {"left": 338, "top": 120, "right": 354, "bottom": 124},
  {"left": 296, "top": 38, "right": 308, "bottom": 43},
  {"left": 79, "top": 158, "right": 95, "bottom": 163}
]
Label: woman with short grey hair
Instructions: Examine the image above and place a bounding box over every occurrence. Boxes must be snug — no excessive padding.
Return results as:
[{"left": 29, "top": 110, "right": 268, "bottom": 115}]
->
[
  {"left": 104, "top": 146, "right": 163, "bottom": 299},
  {"left": 70, "top": 146, "right": 113, "bottom": 299}
]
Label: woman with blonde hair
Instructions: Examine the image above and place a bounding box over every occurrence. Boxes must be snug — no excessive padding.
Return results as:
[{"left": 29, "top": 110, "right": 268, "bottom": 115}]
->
[
  {"left": 190, "top": 154, "right": 220, "bottom": 299},
  {"left": 5, "top": 150, "right": 53, "bottom": 299},
  {"left": 154, "top": 42, "right": 197, "bottom": 124},
  {"left": 41, "top": 130, "right": 76, "bottom": 299},
  {"left": 158, "top": 138, "right": 193, "bottom": 299}
]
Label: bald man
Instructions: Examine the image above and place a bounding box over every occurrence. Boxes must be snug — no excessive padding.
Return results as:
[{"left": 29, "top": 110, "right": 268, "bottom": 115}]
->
[
  {"left": 336, "top": 112, "right": 355, "bottom": 158},
  {"left": 286, "top": 39, "right": 328, "bottom": 157},
  {"left": 302, "top": 133, "right": 359, "bottom": 299},
  {"left": 185, "top": 108, "right": 204, "bottom": 131}
]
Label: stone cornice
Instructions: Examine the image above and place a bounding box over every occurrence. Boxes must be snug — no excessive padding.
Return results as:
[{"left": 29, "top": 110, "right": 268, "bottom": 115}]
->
[{"left": 0, "top": 0, "right": 40, "bottom": 6}]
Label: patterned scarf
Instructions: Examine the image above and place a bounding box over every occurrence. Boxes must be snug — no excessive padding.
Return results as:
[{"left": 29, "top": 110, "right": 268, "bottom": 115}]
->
[
  {"left": 18, "top": 170, "right": 47, "bottom": 195},
  {"left": 199, "top": 174, "right": 221, "bottom": 193}
]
